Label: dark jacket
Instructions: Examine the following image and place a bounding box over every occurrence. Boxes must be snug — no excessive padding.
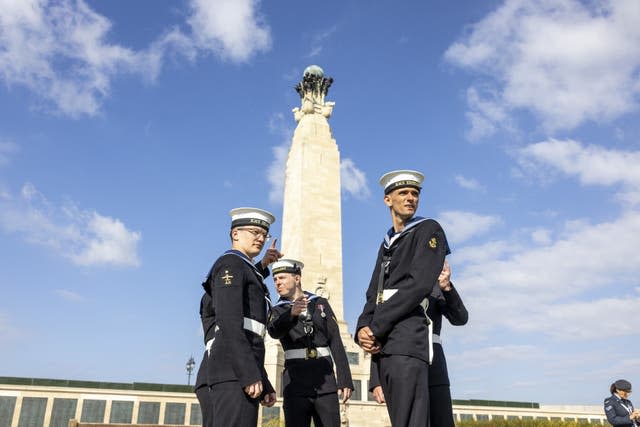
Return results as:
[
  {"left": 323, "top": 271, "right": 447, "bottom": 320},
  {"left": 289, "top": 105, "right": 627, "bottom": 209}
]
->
[
  {"left": 203, "top": 250, "right": 274, "bottom": 394},
  {"left": 369, "top": 282, "right": 468, "bottom": 390},
  {"left": 605, "top": 394, "right": 637, "bottom": 426},
  {"left": 268, "top": 292, "right": 354, "bottom": 397},
  {"left": 195, "top": 292, "right": 215, "bottom": 391},
  {"left": 356, "top": 217, "right": 449, "bottom": 363}
]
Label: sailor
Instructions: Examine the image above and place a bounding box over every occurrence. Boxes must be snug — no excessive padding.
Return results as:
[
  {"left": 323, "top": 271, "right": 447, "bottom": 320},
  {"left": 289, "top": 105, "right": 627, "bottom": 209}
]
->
[
  {"left": 605, "top": 379, "right": 640, "bottom": 426},
  {"left": 369, "top": 260, "right": 468, "bottom": 427},
  {"left": 203, "top": 207, "right": 282, "bottom": 427},
  {"left": 267, "top": 258, "right": 353, "bottom": 427},
  {"left": 194, "top": 292, "right": 215, "bottom": 427},
  {"left": 355, "top": 170, "right": 450, "bottom": 427}
]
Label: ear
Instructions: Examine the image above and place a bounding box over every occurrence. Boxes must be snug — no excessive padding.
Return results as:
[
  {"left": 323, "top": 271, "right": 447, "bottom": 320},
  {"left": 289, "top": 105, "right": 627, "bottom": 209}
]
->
[
  {"left": 231, "top": 229, "right": 239, "bottom": 241},
  {"left": 383, "top": 194, "right": 392, "bottom": 207}
]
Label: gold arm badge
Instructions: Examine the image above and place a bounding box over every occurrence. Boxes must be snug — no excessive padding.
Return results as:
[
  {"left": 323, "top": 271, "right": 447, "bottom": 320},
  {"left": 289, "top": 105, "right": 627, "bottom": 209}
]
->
[
  {"left": 221, "top": 270, "right": 234, "bottom": 285},
  {"left": 428, "top": 237, "right": 437, "bottom": 249}
]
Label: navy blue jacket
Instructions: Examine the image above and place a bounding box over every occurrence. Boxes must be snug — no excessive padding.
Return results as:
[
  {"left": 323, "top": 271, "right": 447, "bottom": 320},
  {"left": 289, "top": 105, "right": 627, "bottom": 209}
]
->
[
  {"left": 605, "top": 394, "right": 637, "bottom": 426},
  {"left": 356, "top": 218, "right": 449, "bottom": 363}
]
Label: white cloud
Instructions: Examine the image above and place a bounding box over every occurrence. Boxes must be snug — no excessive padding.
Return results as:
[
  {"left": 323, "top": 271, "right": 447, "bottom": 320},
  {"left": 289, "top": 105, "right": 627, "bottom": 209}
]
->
[
  {"left": 457, "top": 211, "right": 640, "bottom": 341},
  {"left": 454, "top": 174, "right": 486, "bottom": 192},
  {"left": 187, "top": 0, "right": 271, "bottom": 63},
  {"left": 517, "top": 138, "right": 640, "bottom": 205},
  {"left": 54, "top": 289, "right": 85, "bottom": 302},
  {"left": 266, "top": 113, "right": 293, "bottom": 204},
  {"left": 341, "top": 158, "right": 370, "bottom": 200},
  {"left": 445, "top": 0, "right": 640, "bottom": 135},
  {"left": 0, "top": 0, "right": 154, "bottom": 117},
  {"left": 0, "top": 0, "right": 270, "bottom": 117},
  {"left": 0, "top": 183, "right": 141, "bottom": 267},
  {"left": 437, "top": 210, "right": 501, "bottom": 245}
]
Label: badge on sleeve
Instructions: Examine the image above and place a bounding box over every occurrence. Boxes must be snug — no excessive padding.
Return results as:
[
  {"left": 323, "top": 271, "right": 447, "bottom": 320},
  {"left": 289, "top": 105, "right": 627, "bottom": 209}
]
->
[
  {"left": 428, "top": 236, "right": 437, "bottom": 250},
  {"left": 221, "top": 270, "right": 234, "bottom": 285}
]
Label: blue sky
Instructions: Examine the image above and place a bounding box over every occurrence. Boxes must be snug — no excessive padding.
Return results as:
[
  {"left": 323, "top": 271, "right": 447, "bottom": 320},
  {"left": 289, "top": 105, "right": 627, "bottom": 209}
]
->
[{"left": 1, "top": 0, "right": 639, "bottom": 406}]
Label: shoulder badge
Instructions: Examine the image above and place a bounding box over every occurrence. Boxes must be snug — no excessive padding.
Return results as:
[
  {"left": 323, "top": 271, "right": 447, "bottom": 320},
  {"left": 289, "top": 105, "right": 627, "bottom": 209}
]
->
[
  {"left": 221, "top": 270, "right": 234, "bottom": 285},
  {"left": 428, "top": 237, "right": 437, "bottom": 249}
]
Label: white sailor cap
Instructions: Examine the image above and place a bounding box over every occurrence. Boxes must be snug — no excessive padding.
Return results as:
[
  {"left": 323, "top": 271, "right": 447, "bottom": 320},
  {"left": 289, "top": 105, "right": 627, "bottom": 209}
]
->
[
  {"left": 272, "top": 258, "right": 304, "bottom": 275},
  {"left": 229, "top": 207, "right": 275, "bottom": 230},
  {"left": 379, "top": 170, "right": 424, "bottom": 195}
]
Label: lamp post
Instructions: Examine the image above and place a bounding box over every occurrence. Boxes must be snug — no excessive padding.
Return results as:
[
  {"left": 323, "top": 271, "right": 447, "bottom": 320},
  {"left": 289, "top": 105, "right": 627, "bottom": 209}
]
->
[{"left": 186, "top": 356, "right": 196, "bottom": 385}]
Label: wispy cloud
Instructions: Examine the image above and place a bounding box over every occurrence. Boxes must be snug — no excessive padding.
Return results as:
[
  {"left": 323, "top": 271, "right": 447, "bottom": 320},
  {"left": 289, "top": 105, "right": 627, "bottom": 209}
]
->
[
  {"left": 454, "top": 174, "right": 486, "bottom": 192},
  {"left": 0, "top": 140, "right": 18, "bottom": 166},
  {"left": 0, "top": 183, "right": 141, "bottom": 267},
  {"left": 517, "top": 138, "right": 640, "bottom": 205},
  {"left": 307, "top": 26, "right": 337, "bottom": 58},
  {"left": 0, "top": 0, "right": 270, "bottom": 117},
  {"left": 266, "top": 113, "right": 292, "bottom": 205},
  {"left": 341, "top": 158, "right": 370, "bottom": 200},
  {"left": 54, "top": 289, "right": 85, "bottom": 302},
  {"left": 445, "top": 0, "right": 640, "bottom": 137},
  {"left": 438, "top": 210, "right": 501, "bottom": 245}
]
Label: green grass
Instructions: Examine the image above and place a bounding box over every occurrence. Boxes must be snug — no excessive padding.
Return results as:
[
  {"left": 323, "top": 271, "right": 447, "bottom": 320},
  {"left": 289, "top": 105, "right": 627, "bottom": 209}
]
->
[{"left": 456, "top": 420, "right": 601, "bottom": 426}]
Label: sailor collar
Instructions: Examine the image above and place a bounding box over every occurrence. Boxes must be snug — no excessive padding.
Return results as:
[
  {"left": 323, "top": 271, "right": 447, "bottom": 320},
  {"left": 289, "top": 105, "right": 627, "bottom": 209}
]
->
[
  {"left": 274, "top": 291, "right": 319, "bottom": 307},
  {"left": 224, "top": 249, "right": 266, "bottom": 282},
  {"left": 384, "top": 216, "right": 428, "bottom": 249}
]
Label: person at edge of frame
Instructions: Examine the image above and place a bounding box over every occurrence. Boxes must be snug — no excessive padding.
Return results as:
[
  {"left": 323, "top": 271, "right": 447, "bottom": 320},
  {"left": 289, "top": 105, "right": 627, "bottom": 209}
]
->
[
  {"left": 355, "top": 169, "right": 450, "bottom": 427},
  {"left": 202, "top": 207, "right": 283, "bottom": 427},
  {"left": 267, "top": 258, "right": 354, "bottom": 427},
  {"left": 194, "top": 292, "right": 215, "bottom": 427},
  {"left": 605, "top": 379, "right": 640, "bottom": 426},
  {"left": 369, "top": 259, "right": 468, "bottom": 427}
]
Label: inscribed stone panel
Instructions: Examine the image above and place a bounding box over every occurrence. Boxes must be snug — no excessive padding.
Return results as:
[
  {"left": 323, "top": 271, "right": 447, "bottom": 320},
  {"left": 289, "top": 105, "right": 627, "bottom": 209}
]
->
[
  {"left": 137, "top": 402, "right": 160, "bottom": 424},
  {"left": 80, "top": 400, "right": 105, "bottom": 423},
  {"left": 18, "top": 397, "right": 47, "bottom": 427},
  {"left": 164, "top": 403, "right": 185, "bottom": 425},
  {"left": 189, "top": 404, "right": 201, "bottom": 426},
  {"left": 0, "top": 396, "right": 17, "bottom": 427},
  {"left": 49, "top": 399, "right": 77, "bottom": 427},
  {"left": 109, "top": 401, "right": 133, "bottom": 423}
]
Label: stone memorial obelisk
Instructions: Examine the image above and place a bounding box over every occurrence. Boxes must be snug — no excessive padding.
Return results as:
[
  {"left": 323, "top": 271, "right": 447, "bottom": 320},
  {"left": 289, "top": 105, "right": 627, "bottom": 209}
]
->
[{"left": 262, "top": 65, "right": 390, "bottom": 426}]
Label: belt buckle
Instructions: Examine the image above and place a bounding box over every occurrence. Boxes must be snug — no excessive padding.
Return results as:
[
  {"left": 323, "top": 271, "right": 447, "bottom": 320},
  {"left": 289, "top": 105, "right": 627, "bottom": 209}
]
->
[{"left": 306, "top": 348, "right": 318, "bottom": 359}]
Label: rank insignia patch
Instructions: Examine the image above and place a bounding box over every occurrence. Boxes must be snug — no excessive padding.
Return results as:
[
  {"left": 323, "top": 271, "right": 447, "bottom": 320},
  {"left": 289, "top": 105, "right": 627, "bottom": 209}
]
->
[
  {"left": 428, "top": 237, "right": 437, "bottom": 249},
  {"left": 221, "top": 270, "right": 233, "bottom": 285}
]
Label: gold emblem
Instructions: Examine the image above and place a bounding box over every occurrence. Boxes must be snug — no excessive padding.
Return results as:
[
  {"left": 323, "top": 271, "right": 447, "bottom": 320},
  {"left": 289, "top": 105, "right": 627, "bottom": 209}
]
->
[
  {"left": 221, "top": 270, "right": 233, "bottom": 285},
  {"left": 377, "top": 291, "right": 384, "bottom": 305},
  {"left": 428, "top": 237, "right": 437, "bottom": 249},
  {"left": 306, "top": 348, "right": 318, "bottom": 359}
]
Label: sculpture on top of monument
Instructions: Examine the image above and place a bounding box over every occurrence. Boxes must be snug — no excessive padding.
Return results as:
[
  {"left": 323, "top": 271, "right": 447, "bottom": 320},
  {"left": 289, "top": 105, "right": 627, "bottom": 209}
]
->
[{"left": 293, "top": 65, "right": 335, "bottom": 121}]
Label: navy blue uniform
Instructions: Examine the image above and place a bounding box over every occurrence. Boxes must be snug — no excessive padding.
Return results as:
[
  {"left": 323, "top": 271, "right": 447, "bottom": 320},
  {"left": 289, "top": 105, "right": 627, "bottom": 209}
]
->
[
  {"left": 195, "top": 293, "right": 215, "bottom": 427},
  {"left": 268, "top": 292, "right": 353, "bottom": 427},
  {"left": 369, "top": 283, "right": 468, "bottom": 427},
  {"left": 356, "top": 217, "right": 449, "bottom": 427},
  {"left": 203, "top": 250, "right": 274, "bottom": 427},
  {"left": 605, "top": 394, "right": 638, "bottom": 426}
]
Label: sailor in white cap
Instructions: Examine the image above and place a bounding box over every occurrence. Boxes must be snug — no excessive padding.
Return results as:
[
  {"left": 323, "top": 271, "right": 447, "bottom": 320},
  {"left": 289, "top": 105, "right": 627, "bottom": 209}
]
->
[
  {"left": 201, "top": 207, "right": 283, "bottom": 427},
  {"left": 267, "top": 259, "right": 353, "bottom": 427},
  {"left": 355, "top": 170, "right": 451, "bottom": 427}
]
